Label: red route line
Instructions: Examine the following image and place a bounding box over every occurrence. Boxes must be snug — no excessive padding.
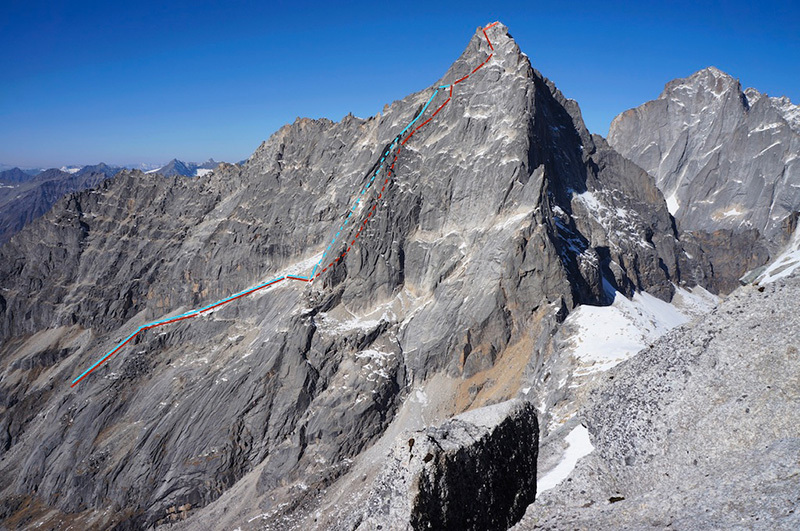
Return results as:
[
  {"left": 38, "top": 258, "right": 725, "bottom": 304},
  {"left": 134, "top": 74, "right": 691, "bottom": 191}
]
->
[
  {"left": 69, "top": 276, "right": 294, "bottom": 386},
  {"left": 73, "top": 23, "right": 501, "bottom": 386},
  {"left": 315, "top": 23, "right": 498, "bottom": 278}
]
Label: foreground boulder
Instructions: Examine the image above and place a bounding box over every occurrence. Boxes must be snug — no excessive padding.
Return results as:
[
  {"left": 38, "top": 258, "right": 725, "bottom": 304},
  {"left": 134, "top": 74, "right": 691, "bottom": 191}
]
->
[{"left": 343, "top": 399, "right": 538, "bottom": 530}]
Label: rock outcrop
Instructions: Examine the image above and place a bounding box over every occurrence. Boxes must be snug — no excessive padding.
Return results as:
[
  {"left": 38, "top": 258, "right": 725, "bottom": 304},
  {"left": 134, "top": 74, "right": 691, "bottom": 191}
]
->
[{"left": 334, "top": 400, "right": 538, "bottom": 530}]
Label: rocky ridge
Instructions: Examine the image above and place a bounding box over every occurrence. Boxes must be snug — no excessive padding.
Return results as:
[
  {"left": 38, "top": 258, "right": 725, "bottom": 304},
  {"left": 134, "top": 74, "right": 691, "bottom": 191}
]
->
[
  {"left": 0, "top": 168, "right": 115, "bottom": 246},
  {"left": 514, "top": 270, "right": 800, "bottom": 530}
]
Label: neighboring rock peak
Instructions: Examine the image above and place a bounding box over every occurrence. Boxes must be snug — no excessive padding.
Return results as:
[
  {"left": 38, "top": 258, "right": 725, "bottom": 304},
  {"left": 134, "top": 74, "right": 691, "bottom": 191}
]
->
[
  {"left": 661, "top": 66, "right": 742, "bottom": 104},
  {"left": 609, "top": 66, "right": 800, "bottom": 248},
  {"left": 438, "top": 21, "right": 528, "bottom": 85}
]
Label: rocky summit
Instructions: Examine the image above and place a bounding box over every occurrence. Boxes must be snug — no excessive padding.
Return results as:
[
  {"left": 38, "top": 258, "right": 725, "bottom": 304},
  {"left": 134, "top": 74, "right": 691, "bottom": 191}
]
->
[
  {"left": 0, "top": 21, "right": 799, "bottom": 531},
  {"left": 609, "top": 66, "right": 800, "bottom": 247}
]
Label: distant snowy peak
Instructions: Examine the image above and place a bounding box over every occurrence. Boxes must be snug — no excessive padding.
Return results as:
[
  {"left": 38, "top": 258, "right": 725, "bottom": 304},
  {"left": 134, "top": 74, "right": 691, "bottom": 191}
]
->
[{"left": 147, "top": 158, "right": 221, "bottom": 177}]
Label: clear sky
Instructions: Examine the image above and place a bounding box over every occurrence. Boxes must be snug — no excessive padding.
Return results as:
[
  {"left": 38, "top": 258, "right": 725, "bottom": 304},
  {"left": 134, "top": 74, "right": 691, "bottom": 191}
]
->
[{"left": 1, "top": 0, "right": 798, "bottom": 168}]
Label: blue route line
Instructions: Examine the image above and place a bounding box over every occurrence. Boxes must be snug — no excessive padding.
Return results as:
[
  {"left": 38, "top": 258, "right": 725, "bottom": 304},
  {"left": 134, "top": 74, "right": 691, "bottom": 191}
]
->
[
  {"left": 312, "top": 87, "right": 444, "bottom": 278},
  {"left": 71, "top": 22, "right": 500, "bottom": 386},
  {"left": 74, "top": 83, "right": 445, "bottom": 387},
  {"left": 71, "top": 275, "right": 287, "bottom": 385}
]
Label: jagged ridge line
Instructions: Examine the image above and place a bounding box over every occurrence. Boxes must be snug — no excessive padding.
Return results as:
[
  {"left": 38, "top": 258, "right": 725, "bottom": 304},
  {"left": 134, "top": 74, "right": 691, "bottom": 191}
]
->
[
  {"left": 313, "top": 22, "right": 497, "bottom": 274},
  {"left": 70, "top": 22, "right": 499, "bottom": 388}
]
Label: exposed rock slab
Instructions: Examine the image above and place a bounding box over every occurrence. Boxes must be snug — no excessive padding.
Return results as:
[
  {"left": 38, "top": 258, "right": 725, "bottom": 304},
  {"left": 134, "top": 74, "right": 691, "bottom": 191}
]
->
[
  {"left": 334, "top": 399, "right": 538, "bottom": 531},
  {"left": 514, "top": 272, "right": 800, "bottom": 530}
]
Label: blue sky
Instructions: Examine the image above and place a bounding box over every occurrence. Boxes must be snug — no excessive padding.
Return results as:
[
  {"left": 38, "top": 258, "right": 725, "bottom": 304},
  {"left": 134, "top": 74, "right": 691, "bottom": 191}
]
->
[{"left": 1, "top": 0, "right": 798, "bottom": 168}]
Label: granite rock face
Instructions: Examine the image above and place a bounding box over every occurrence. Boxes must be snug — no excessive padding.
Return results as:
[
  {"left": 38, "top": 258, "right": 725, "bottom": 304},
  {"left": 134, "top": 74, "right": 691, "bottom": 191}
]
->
[
  {"left": 608, "top": 66, "right": 800, "bottom": 246},
  {"left": 332, "top": 400, "right": 538, "bottom": 531},
  {"left": 0, "top": 23, "right": 705, "bottom": 529},
  {"left": 514, "top": 271, "right": 800, "bottom": 530},
  {"left": 0, "top": 168, "right": 114, "bottom": 246}
]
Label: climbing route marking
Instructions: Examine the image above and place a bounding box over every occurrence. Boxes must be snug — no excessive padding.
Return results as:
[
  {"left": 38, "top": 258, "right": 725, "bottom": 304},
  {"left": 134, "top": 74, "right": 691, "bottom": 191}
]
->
[{"left": 71, "top": 22, "right": 500, "bottom": 387}]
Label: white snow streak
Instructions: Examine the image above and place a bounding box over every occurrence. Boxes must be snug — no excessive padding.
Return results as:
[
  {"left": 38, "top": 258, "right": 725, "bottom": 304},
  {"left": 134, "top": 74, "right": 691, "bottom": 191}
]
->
[
  {"left": 757, "top": 230, "right": 800, "bottom": 284},
  {"left": 537, "top": 425, "right": 594, "bottom": 492}
]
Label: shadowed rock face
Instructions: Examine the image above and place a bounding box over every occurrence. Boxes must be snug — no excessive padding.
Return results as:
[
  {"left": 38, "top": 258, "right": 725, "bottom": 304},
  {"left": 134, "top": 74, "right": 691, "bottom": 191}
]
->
[
  {"left": 335, "top": 400, "right": 538, "bottom": 531},
  {"left": 0, "top": 23, "right": 695, "bottom": 529},
  {"left": 608, "top": 66, "right": 800, "bottom": 246}
]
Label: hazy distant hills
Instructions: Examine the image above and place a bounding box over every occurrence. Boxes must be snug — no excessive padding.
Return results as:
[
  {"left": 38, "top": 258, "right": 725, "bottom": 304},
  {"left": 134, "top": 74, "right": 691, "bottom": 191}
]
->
[
  {"left": 0, "top": 158, "right": 224, "bottom": 246},
  {"left": 0, "top": 167, "right": 34, "bottom": 184}
]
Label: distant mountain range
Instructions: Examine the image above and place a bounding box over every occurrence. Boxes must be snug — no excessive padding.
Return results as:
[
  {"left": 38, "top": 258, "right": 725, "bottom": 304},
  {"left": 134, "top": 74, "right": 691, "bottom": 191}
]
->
[{"left": 0, "top": 158, "right": 225, "bottom": 245}]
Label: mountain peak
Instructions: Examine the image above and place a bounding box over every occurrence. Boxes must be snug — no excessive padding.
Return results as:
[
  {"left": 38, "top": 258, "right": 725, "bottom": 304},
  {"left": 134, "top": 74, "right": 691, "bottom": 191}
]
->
[{"left": 662, "top": 66, "right": 740, "bottom": 99}]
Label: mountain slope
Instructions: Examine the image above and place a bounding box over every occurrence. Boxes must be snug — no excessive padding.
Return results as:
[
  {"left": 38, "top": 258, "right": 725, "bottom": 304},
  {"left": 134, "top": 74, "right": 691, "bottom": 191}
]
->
[
  {"left": 150, "top": 158, "right": 220, "bottom": 177},
  {"left": 0, "top": 168, "right": 114, "bottom": 246},
  {"left": 608, "top": 66, "right": 800, "bottom": 245},
  {"left": 514, "top": 271, "right": 800, "bottom": 530},
  {"left": 0, "top": 23, "right": 709, "bottom": 529},
  {"left": 0, "top": 168, "right": 36, "bottom": 185}
]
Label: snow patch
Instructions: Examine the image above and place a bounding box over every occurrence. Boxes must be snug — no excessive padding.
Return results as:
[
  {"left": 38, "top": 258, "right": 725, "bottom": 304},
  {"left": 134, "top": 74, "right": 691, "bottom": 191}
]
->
[
  {"left": 756, "top": 141, "right": 782, "bottom": 157},
  {"left": 666, "top": 192, "right": 679, "bottom": 215},
  {"left": 721, "top": 207, "right": 745, "bottom": 217},
  {"left": 749, "top": 122, "right": 783, "bottom": 134},
  {"left": 537, "top": 425, "right": 594, "bottom": 492},
  {"left": 567, "top": 283, "right": 717, "bottom": 375},
  {"left": 757, "top": 229, "right": 800, "bottom": 284},
  {"left": 195, "top": 168, "right": 213, "bottom": 177}
]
